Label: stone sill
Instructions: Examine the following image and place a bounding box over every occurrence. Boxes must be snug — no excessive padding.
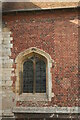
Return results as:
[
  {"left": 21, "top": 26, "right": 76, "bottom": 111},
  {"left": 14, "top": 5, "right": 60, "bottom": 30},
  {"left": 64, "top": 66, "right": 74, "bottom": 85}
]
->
[{"left": 16, "top": 93, "right": 49, "bottom": 101}]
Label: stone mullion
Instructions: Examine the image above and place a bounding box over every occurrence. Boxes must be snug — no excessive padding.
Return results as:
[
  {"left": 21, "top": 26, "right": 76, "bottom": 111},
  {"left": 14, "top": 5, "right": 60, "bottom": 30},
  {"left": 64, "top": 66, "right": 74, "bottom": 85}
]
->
[{"left": 33, "top": 58, "right": 36, "bottom": 94}]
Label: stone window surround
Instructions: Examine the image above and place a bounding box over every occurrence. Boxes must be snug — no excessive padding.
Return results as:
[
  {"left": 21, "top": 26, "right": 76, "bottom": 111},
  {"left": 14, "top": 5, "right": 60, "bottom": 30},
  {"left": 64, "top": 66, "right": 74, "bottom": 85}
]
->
[{"left": 15, "top": 47, "right": 54, "bottom": 101}]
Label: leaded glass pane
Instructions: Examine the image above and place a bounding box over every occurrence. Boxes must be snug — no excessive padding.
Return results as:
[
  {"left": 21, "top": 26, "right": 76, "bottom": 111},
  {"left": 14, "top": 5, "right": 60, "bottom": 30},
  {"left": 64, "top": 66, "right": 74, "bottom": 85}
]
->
[
  {"left": 23, "top": 60, "right": 33, "bottom": 93},
  {"left": 36, "top": 59, "right": 46, "bottom": 93},
  {"left": 23, "top": 56, "right": 46, "bottom": 93}
]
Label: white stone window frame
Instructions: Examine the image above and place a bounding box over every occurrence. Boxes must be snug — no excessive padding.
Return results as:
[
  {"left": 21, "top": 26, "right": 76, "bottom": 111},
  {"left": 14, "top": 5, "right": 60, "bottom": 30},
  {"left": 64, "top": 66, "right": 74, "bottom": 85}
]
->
[{"left": 15, "top": 47, "right": 54, "bottom": 101}]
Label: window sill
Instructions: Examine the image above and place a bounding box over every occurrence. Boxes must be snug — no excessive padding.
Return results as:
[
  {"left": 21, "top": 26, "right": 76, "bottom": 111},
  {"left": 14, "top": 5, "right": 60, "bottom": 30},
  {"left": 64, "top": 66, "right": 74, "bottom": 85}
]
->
[{"left": 16, "top": 93, "right": 49, "bottom": 101}]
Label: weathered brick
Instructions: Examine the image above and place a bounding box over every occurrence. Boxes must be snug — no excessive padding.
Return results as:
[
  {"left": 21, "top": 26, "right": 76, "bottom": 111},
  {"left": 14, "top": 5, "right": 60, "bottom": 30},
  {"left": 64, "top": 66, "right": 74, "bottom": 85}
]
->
[{"left": 2, "top": 8, "right": 79, "bottom": 110}]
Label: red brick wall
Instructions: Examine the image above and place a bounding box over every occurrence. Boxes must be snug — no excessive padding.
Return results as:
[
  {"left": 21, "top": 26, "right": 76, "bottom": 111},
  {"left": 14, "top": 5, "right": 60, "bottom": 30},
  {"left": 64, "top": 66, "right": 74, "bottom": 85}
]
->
[{"left": 3, "top": 9, "right": 79, "bottom": 107}]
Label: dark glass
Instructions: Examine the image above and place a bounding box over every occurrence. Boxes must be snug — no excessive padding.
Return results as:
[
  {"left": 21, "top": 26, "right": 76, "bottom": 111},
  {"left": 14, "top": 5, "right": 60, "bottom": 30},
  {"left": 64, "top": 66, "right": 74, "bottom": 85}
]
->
[
  {"left": 23, "top": 60, "right": 33, "bottom": 93},
  {"left": 23, "top": 56, "right": 46, "bottom": 93},
  {"left": 36, "top": 60, "right": 46, "bottom": 93}
]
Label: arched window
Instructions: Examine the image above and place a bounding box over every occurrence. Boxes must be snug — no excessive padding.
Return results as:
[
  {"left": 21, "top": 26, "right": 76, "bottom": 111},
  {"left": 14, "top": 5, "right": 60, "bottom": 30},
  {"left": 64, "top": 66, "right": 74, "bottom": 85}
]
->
[
  {"left": 15, "top": 47, "right": 54, "bottom": 101},
  {"left": 23, "top": 55, "right": 46, "bottom": 93}
]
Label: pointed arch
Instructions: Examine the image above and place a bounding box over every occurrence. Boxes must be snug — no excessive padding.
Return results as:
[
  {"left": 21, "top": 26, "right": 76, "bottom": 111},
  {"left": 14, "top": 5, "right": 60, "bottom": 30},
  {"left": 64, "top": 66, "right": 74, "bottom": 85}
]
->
[{"left": 15, "top": 47, "right": 54, "bottom": 101}]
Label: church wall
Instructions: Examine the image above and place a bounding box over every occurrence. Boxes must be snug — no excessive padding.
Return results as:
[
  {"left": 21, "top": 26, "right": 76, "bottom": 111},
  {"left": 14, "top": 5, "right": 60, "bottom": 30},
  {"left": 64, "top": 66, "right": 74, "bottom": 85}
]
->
[{"left": 2, "top": 9, "right": 79, "bottom": 118}]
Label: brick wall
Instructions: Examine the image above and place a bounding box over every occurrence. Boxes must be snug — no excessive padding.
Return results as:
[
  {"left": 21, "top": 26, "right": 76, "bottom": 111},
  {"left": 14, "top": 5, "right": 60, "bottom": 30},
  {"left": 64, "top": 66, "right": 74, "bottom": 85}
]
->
[{"left": 2, "top": 9, "right": 79, "bottom": 108}]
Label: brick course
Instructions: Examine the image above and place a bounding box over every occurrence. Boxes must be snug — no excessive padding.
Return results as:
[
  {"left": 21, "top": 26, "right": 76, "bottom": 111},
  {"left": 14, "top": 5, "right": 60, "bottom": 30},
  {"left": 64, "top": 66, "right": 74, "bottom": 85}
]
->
[{"left": 3, "top": 9, "right": 79, "bottom": 108}]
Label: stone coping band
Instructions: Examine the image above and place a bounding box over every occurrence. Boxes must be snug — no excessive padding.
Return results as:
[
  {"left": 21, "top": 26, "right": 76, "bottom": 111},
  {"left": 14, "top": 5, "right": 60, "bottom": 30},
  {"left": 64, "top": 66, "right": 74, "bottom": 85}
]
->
[{"left": 13, "top": 107, "right": 80, "bottom": 114}]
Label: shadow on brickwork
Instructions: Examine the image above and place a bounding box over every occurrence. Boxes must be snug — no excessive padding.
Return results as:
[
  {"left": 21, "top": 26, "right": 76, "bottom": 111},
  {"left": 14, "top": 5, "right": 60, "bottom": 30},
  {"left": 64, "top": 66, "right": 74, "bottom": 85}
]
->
[
  {"left": 15, "top": 118, "right": 79, "bottom": 120},
  {"left": 2, "top": 2, "right": 41, "bottom": 12}
]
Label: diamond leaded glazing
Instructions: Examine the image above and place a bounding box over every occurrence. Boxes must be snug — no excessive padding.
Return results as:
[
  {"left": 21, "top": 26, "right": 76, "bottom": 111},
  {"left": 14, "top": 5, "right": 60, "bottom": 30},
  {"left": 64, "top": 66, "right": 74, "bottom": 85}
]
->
[{"left": 23, "top": 55, "right": 46, "bottom": 93}]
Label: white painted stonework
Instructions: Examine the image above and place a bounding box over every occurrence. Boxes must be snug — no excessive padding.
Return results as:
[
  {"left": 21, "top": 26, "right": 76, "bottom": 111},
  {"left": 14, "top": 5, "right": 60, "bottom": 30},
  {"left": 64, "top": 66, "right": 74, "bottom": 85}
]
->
[{"left": 1, "top": 29, "right": 15, "bottom": 117}]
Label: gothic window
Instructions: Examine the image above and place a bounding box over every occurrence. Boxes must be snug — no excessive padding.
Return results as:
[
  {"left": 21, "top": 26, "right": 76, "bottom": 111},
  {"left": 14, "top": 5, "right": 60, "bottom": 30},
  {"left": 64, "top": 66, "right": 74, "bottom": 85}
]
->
[
  {"left": 23, "top": 55, "right": 46, "bottom": 93},
  {"left": 15, "top": 47, "right": 53, "bottom": 101}
]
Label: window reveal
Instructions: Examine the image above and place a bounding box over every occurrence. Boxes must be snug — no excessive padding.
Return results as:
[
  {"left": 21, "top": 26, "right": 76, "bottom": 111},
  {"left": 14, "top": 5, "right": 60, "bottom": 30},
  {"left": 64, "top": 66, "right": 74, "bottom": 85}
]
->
[{"left": 23, "top": 55, "right": 46, "bottom": 93}]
